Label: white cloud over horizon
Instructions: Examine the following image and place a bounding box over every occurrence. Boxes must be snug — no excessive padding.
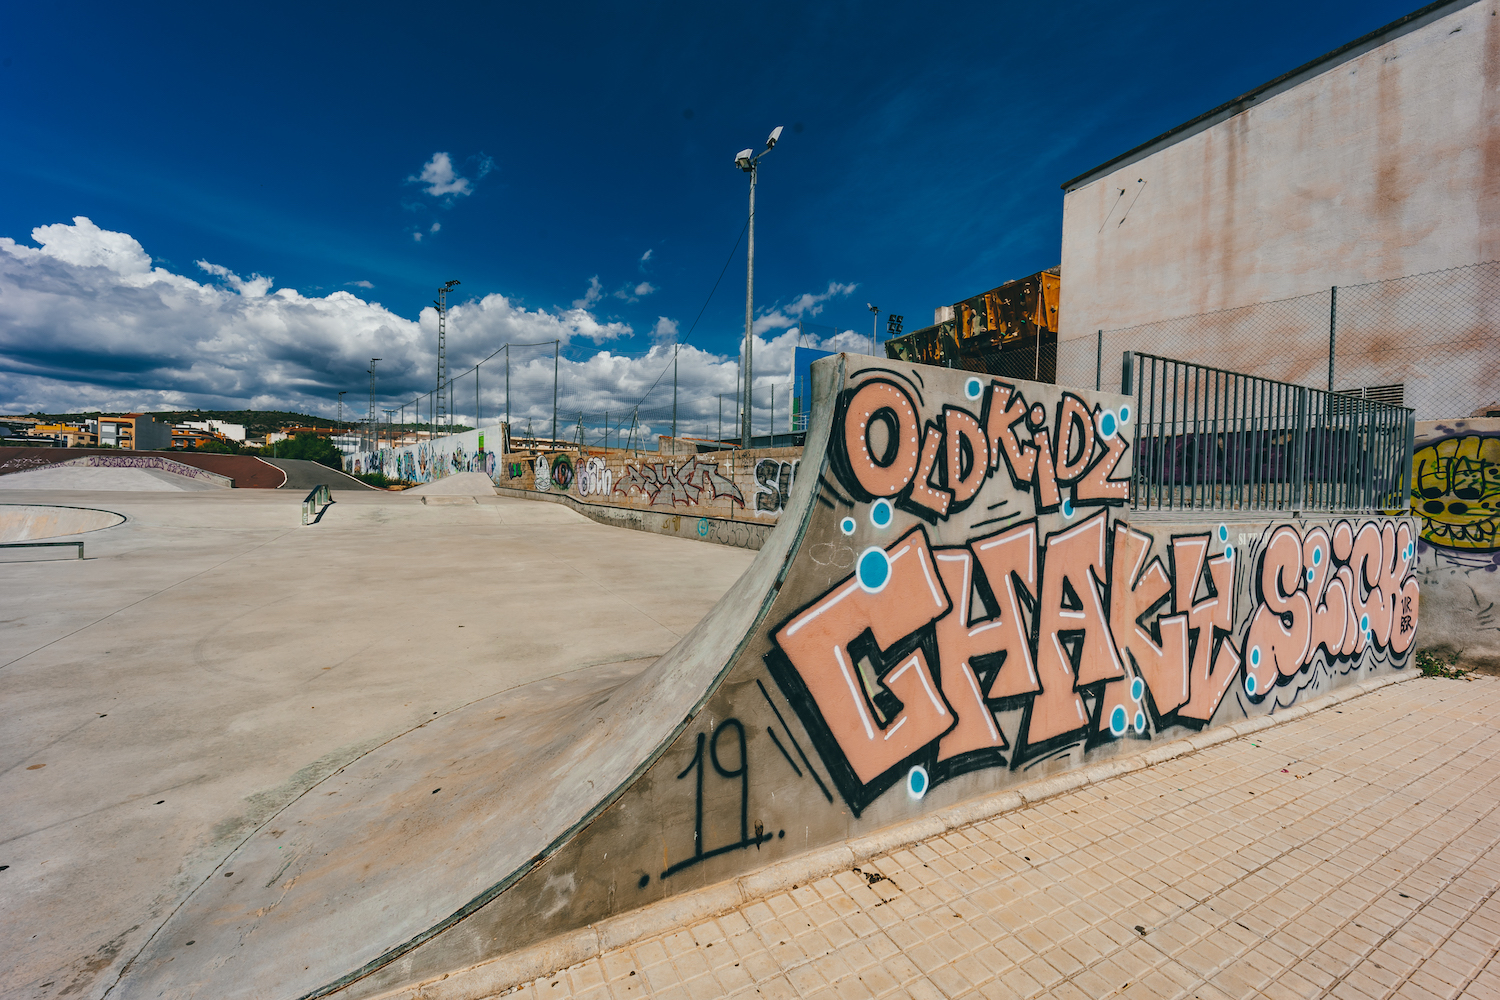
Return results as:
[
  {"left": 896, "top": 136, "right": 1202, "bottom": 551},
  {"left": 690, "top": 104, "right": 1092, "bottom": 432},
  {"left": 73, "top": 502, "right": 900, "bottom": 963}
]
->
[{"left": 0, "top": 218, "right": 875, "bottom": 441}]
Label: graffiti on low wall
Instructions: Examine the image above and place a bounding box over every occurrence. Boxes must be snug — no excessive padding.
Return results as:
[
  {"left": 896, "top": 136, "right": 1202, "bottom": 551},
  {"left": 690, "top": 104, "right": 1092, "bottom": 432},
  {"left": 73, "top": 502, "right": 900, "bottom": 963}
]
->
[
  {"left": 1410, "top": 419, "right": 1500, "bottom": 666},
  {"left": 497, "top": 446, "right": 803, "bottom": 526},
  {"left": 750, "top": 367, "right": 1419, "bottom": 816},
  {"left": 344, "top": 425, "right": 499, "bottom": 483}
]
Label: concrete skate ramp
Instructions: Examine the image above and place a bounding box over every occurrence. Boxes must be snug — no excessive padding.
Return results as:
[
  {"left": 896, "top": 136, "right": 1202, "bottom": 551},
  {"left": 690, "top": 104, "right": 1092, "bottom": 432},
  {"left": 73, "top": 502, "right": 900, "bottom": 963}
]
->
[
  {"left": 0, "top": 504, "right": 124, "bottom": 542},
  {"left": 403, "top": 471, "right": 498, "bottom": 495},
  {"left": 260, "top": 457, "right": 377, "bottom": 491},
  {"left": 0, "top": 464, "right": 226, "bottom": 491},
  {"left": 113, "top": 356, "right": 1422, "bottom": 1000}
]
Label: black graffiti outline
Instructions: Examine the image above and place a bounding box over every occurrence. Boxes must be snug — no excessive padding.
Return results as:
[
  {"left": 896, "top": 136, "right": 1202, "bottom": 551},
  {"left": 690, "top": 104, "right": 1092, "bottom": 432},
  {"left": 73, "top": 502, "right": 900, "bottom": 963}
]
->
[{"left": 660, "top": 719, "right": 776, "bottom": 879}]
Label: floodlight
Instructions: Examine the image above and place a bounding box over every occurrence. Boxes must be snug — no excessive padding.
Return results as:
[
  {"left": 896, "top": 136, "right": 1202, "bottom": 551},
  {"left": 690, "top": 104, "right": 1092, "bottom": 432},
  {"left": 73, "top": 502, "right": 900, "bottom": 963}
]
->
[
  {"left": 766, "top": 126, "right": 783, "bottom": 148},
  {"left": 735, "top": 148, "right": 754, "bottom": 171}
]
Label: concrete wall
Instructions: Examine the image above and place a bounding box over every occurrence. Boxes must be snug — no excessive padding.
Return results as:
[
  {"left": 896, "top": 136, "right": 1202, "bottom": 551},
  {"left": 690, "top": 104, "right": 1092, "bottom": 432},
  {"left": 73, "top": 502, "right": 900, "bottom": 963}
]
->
[
  {"left": 1412, "top": 417, "right": 1500, "bottom": 668},
  {"left": 1058, "top": 1, "right": 1498, "bottom": 399},
  {"left": 337, "top": 356, "right": 1422, "bottom": 998},
  {"left": 344, "top": 423, "right": 503, "bottom": 483},
  {"left": 347, "top": 422, "right": 808, "bottom": 546}
]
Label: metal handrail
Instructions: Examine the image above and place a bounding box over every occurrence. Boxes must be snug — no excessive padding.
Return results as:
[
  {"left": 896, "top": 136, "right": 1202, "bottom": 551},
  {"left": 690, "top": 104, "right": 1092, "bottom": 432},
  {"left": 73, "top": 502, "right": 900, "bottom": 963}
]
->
[
  {"left": 0, "top": 540, "right": 84, "bottom": 558},
  {"left": 302, "top": 484, "right": 332, "bottom": 525},
  {"left": 1123, "top": 351, "right": 1415, "bottom": 514}
]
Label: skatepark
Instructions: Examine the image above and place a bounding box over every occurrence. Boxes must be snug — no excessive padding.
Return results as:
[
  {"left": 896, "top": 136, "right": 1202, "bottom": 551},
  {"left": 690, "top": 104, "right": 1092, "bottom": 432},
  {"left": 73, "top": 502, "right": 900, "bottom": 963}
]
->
[{"left": 2, "top": 356, "right": 1496, "bottom": 1000}]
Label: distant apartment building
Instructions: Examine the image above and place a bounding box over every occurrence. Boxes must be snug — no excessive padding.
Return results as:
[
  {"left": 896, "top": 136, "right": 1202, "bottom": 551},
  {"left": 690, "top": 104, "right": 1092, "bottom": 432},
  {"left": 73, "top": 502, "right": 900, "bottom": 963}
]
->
[
  {"left": 178, "top": 419, "right": 246, "bottom": 442},
  {"left": 30, "top": 422, "right": 98, "bottom": 448},
  {"left": 98, "top": 414, "right": 171, "bottom": 450}
]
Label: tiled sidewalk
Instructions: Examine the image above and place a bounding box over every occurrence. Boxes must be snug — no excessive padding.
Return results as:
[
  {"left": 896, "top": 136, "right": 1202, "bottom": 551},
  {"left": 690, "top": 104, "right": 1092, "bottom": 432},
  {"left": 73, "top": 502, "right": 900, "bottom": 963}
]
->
[{"left": 500, "top": 676, "right": 1500, "bottom": 1000}]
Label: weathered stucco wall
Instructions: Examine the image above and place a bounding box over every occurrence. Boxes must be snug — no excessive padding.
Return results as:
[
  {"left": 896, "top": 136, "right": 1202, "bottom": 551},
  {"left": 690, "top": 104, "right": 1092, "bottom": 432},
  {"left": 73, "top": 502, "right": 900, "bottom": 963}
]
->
[
  {"left": 1059, "top": 1, "right": 1498, "bottom": 349},
  {"left": 1412, "top": 417, "right": 1500, "bottom": 668}
]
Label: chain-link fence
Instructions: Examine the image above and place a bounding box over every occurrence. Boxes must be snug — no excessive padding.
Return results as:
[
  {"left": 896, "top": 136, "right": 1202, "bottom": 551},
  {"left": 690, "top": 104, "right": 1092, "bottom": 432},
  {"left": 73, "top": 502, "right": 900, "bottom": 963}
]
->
[
  {"left": 364, "top": 335, "right": 819, "bottom": 455},
  {"left": 1056, "top": 261, "right": 1499, "bottom": 420}
]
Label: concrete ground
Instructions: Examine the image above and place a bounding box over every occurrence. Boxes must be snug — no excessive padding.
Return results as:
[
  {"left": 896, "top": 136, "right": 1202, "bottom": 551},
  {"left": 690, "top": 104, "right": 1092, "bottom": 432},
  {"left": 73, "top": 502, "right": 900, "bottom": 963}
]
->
[
  {"left": 499, "top": 676, "right": 1500, "bottom": 1000},
  {"left": 0, "top": 489, "right": 754, "bottom": 1000}
]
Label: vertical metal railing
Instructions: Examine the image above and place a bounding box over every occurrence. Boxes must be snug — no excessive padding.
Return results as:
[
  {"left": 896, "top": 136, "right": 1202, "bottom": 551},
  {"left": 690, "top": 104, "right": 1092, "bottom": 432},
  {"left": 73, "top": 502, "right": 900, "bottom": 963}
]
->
[{"left": 1123, "top": 352, "right": 1413, "bottom": 514}]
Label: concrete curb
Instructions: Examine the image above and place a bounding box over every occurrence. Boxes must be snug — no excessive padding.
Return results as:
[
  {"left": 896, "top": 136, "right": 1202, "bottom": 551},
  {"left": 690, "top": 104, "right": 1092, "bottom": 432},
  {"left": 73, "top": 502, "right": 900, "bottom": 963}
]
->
[{"left": 365, "top": 670, "right": 1423, "bottom": 1000}]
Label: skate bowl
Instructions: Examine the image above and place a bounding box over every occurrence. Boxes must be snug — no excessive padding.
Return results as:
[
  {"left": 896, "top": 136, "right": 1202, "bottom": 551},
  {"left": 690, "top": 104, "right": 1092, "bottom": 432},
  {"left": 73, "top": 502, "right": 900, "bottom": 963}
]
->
[
  {"left": 0, "top": 504, "right": 125, "bottom": 543},
  {"left": 109, "top": 355, "right": 1421, "bottom": 1000}
]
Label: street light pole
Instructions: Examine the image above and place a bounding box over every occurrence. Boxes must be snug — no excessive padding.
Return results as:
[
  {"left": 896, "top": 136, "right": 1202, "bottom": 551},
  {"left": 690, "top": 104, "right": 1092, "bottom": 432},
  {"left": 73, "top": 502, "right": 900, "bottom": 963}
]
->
[
  {"left": 867, "top": 303, "right": 880, "bottom": 356},
  {"left": 735, "top": 125, "right": 783, "bottom": 450}
]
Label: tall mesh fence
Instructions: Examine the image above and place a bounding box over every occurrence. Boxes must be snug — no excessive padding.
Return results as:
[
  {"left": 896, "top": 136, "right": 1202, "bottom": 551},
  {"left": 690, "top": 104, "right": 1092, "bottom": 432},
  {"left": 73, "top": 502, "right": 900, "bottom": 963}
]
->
[{"left": 1055, "top": 261, "right": 1499, "bottom": 420}]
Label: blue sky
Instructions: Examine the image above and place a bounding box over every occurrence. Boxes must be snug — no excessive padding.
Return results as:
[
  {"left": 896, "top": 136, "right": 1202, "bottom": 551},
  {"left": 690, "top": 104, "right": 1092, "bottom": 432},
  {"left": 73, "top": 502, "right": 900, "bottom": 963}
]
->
[{"left": 0, "top": 0, "right": 1417, "bottom": 435}]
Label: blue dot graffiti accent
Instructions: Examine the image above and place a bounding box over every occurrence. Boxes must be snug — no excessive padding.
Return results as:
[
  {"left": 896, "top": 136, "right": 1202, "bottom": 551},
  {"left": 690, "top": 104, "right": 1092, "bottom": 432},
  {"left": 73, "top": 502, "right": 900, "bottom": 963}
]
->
[
  {"left": 1100, "top": 411, "right": 1117, "bottom": 438},
  {"left": 1120, "top": 405, "right": 1131, "bottom": 424},
  {"left": 1313, "top": 547, "right": 1323, "bottom": 566},
  {"left": 1130, "top": 677, "right": 1144, "bottom": 702},
  {"left": 1110, "top": 705, "right": 1127, "bottom": 736},
  {"left": 1247, "top": 674, "right": 1258, "bottom": 695},
  {"left": 1218, "top": 524, "right": 1228, "bottom": 542},
  {"left": 840, "top": 517, "right": 856, "bottom": 535},
  {"left": 965, "top": 377, "right": 982, "bottom": 400},
  {"left": 907, "top": 765, "right": 928, "bottom": 799},
  {"left": 1133, "top": 711, "right": 1146, "bottom": 734},
  {"left": 1061, "top": 499, "right": 1074, "bottom": 518},
  {"left": 871, "top": 498, "right": 893, "bottom": 528},
  {"left": 1250, "top": 646, "right": 1261, "bottom": 667},
  {"left": 857, "top": 547, "right": 892, "bottom": 593}
]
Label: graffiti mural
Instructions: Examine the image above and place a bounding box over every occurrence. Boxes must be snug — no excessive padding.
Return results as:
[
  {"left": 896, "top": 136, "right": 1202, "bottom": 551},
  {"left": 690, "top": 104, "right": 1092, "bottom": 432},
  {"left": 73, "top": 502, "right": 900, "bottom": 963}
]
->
[
  {"left": 754, "top": 459, "right": 799, "bottom": 514},
  {"left": 1409, "top": 420, "right": 1500, "bottom": 668},
  {"left": 577, "top": 457, "right": 612, "bottom": 498},
  {"left": 615, "top": 457, "right": 746, "bottom": 508},
  {"left": 1414, "top": 431, "right": 1500, "bottom": 552},
  {"left": 751, "top": 369, "right": 1419, "bottom": 816}
]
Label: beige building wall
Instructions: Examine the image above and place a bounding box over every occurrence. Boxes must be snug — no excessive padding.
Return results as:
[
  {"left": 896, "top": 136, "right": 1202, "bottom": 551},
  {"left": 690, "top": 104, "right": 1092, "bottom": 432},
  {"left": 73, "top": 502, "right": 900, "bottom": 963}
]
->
[{"left": 1057, "top": 0, "right": 1498, "bottom": 409}]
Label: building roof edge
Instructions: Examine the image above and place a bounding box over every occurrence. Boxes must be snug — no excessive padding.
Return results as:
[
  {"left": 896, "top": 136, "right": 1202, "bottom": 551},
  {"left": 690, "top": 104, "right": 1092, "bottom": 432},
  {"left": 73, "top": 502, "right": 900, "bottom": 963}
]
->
[{"left": 1059, "top": 0, "right": 1481, "bottom": 193}]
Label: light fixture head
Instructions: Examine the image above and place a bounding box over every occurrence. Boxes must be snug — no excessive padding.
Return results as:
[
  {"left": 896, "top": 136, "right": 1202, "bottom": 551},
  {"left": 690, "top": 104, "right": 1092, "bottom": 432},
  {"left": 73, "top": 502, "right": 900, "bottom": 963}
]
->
[
  {"left": 766, "top": 125, "right": 783, "bottom": 149},
  {"left": 734, "top": 148, "right": 753, "bottom": 171}
]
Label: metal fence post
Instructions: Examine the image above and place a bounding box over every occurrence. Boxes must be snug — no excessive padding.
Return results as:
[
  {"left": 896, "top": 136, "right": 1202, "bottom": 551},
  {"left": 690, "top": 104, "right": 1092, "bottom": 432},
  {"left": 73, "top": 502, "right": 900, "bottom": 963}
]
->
[
  {"left": 1294, "top": 386, "right": 1310, "bottom": 512},
  {"left": 1096, "top": 330, "right": 1103, "bottom": 391},
  {"left": 1327, "top": 285, "right": 1337, "bottom": 393},
  {"left": 1120, "top": 351, "right": 1134, "bottom": 395}
]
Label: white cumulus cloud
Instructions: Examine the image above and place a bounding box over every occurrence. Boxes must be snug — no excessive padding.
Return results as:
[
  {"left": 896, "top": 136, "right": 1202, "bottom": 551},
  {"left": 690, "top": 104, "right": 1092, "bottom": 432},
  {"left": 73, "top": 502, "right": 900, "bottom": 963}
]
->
[
  {"left": 752, "top": 280, "right": 859, "bottom": 334},
  {"left": 408, "top": 152, "right": 487, "bottom": 199},
  {"left": 0, "top": 218, "right": 879, "bottom": 440}
]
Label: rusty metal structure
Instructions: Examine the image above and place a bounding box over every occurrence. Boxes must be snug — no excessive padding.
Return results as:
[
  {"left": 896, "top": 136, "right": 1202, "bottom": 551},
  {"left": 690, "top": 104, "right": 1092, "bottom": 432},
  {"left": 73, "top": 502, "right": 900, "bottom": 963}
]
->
[{"left": 885, "top": 267, "right": 1060, "bottom": 380}]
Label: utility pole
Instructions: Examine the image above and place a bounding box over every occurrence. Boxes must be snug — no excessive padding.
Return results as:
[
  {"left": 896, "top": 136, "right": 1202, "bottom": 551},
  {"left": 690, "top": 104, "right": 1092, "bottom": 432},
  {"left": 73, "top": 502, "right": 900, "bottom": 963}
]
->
[
  {"left": 867, "top": 303, "right": 880, "bottom": 355},
  {"left": 367, "top": 358, "right": 381, "bottom": 453},
  {"left": 552, "top": 340, "right": 559, "bottom": 446},
  {"left": 671, "top": 343, "right": 679, "bottom": 442},
  {"left": 735, "top": 125, "right": 783, "bottom": 449},
  {"left": 338, "top": 391, "right": 346, "bottom": 427},
  {"left": 434, "top": 279, "right": 460, "bottom": 432},
  {"left": 505, "top": 345, "right": 511, "bottom": 431}
]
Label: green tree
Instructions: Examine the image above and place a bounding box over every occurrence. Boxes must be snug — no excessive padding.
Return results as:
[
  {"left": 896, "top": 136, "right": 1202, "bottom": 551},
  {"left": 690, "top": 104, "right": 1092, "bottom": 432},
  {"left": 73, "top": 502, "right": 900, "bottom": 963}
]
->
[{"left": 269, "top": 433, "right": 343, "bottom": 469}]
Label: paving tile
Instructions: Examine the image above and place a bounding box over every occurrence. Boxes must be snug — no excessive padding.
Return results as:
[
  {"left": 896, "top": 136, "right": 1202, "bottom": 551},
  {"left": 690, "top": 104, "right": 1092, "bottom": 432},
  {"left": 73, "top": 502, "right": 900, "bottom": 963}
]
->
[{"left": 480, "top": 680, "right": 1500, "bottom": 1000}]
